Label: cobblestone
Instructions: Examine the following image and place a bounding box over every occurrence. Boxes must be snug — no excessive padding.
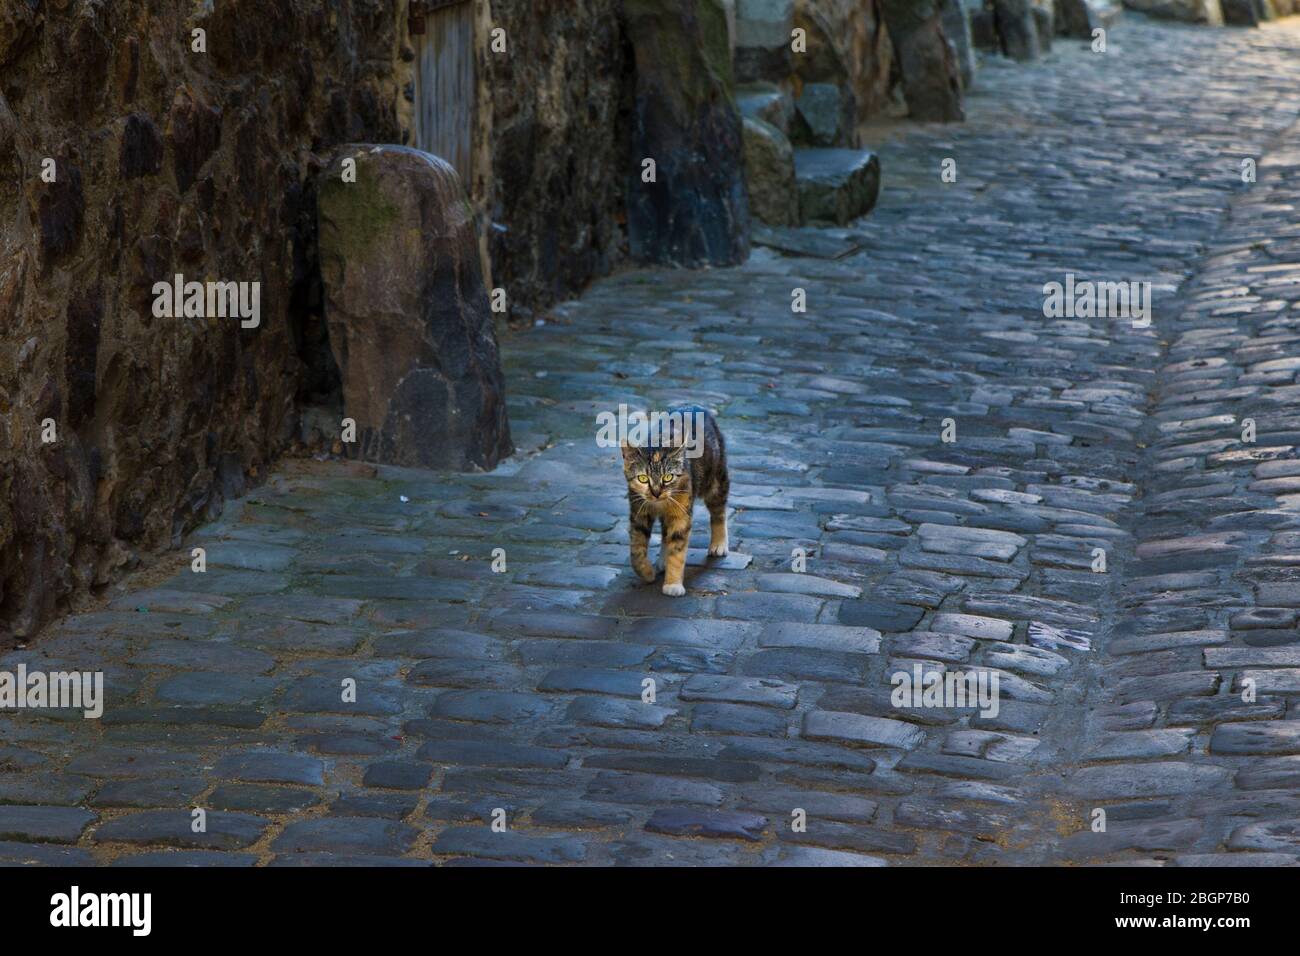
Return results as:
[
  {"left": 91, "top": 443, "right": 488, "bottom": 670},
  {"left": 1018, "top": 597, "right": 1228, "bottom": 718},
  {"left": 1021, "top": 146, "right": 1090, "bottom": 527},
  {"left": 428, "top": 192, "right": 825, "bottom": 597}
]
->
[{"left": 9, "top": 17, "right": 1300, "bottom": 866}]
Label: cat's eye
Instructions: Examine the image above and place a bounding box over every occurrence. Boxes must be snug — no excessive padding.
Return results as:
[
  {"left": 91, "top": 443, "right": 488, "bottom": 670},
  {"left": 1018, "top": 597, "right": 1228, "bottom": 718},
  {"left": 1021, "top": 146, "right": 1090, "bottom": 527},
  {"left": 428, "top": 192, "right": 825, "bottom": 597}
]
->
[
  {"left": 663, "top": 474, "right": 676, "bottom": 483},
  {"left": 636, "top": 474, "right": 649, "bottom": 483}
]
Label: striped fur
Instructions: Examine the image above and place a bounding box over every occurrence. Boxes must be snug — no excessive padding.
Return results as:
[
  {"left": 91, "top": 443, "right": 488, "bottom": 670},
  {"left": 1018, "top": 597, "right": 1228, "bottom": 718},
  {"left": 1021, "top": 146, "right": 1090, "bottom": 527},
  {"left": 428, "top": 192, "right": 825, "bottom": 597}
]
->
[{"left": 621, "top": 406, "right": 729, "bottom": 597}]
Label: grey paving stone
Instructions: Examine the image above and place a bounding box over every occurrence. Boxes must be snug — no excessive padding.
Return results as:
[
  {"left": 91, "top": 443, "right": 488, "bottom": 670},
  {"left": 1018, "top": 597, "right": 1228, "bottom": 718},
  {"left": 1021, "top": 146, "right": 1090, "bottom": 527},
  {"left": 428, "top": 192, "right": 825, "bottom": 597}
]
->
[
  {"left": 1211, "top": 721, "right": 1300, "bottom": 756},
  {"left": 1067, "top": 762, "right": 1231, "bottom": 799},
  {"left": 213, "top": 752, "right": 325, "bottom": 786},
  {"left": 332, "top": 793, "right": 420, "bottom": 819},
  {"left": 715, "top": 592, "right": 825, "bottom": 622},
  {"left": 762, "top": 845, "right": 887, "bottom": 866},
  {"left": 739, "top": 786, "right": 878, "bottom": 824},
  {"left": 66, "top": 748, "right": 206, "bottom": 778},
  {"left": 644, "top": 807, "right": 768, "bottom": 841},
  {"left": 110, "top": 850, "right": 259, "bottom": 867},
  {"left": 585, "top": 771, "right": 724, "bottom": 807},
  {"left": 566, "top": 696, "right": 676, "bottom": 729},
  {"left": 757, "top": 622, "right": 881, "bottom": 653},
  {"left": 361, "top": 761, "right": 434, "bottom": 790},
  {"left": 624, "top": 617, "right": 758, "bottom": 649},
  {"left": 487, "top": 611, "right": 618, "bottom": 640},
  {"left": 837, "top": 600, "right": 926, "bottom": 632},
  {"left": 754, "top": 573, "right": 861, "bottom": 598},
  {"left": 1227, "top": 819, "right": 1300, "bottom": 852},
  {"left": 373, "top": 628, "right": 509, "bottom": 660},
  {"left": 90, "top": 776, "right": 208, "bottom": 809},
  {"left": 208, "top": 784, "right": 323, "bottom": 813},
  {"left": 273, "top": 818, "right": 420, "bottom": 855},
  {"left": 689, "top": 702, "right": 789, "bottom": 737},
  {"left": 92, "top": 810, "right": 269, "bottom": 849},
  {"left": 1086, "top": 730, "right": 1194, "bottom": 761},
  {"left": 780, "top": 819, "right": 916, "bottom": 856},
  {"left": 0, "top": 773, "right": 95, "bottom": 806},
  {"left": 1168, "top": 696, "right": 1286, "bottom": 725},
  {"left": 431, "top": 826, "right": 587, "bottom": 864},
  {"left": 740, "top": 648, "right": 870, "bottom": 683},
  {"left": 154, "top": 672, "right": 279, "bottom": 706},
  {"left": 529, "top": 800, "right": 636, "bottom": 829},
  {"left": 894, "top": 798, "right": 1016, "bottom": 839},
  {"left": 417, "top": 739, "right": 569, "bottom": 770},
  {"left": 1060, "top": 819, "right": 1203, "bottom": 860},
  {"left": 0, "top": 841, "right": 95, "bottom": 866},
  {"left": 680, "top": 674, "right": 799, "bottom": 709},
  {"left": 270, "top": 853, "right": 431, "bottom": 867},
  {"left": 608, "top": 833, "right": 747, "bottom": 866},
  {"left": 296, "top": 732, "right": 402, "bottom": 756},
  {"left": 582, "top": 753, "right": 762, "bottom": 783},
  {"left": 0, "top": 806, "right": 95, "bottom": 844},
  {"left": 1236, "top": 756, "right": 1300, "bottom": 790},
  {"left": 518, "top": 641, "right": 654, "bottom": 667},
  {"left": 537, "top": 668, "right": 657, "bottom": 698},
  {"left": 802, "top": 711, "right": 927, "bottom": 750},
  {"left": 431, "top": 690, "right": 555, "bottom": 724},
  {"left": 406, "top": 659, "right": 526, "bottom": 689},
  {"left": 1172, "top": 852, "right": 1299, "bottom": 867},
  {"left": 279, "top": 677, "right": 403, "bottom": 716},
  {"left": 932, "top": 613, "right": 1015, "bottom": 643}
]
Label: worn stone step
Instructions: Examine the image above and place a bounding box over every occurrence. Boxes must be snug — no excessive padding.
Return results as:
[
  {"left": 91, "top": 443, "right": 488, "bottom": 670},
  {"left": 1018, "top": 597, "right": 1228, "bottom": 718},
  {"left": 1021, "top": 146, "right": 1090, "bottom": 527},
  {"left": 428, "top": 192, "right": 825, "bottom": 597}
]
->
[{"left": 794, "top": 148, "right": 881, "bottom": 226}]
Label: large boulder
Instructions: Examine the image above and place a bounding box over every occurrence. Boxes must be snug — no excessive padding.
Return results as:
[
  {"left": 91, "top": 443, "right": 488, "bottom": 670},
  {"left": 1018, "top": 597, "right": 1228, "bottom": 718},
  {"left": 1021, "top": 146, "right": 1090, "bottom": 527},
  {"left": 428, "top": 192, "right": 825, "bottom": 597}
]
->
[
  {"left": 1121, "top": 0, "right": 1224, "bottom": 22},
  {"left": 1057, "top": 0, "right": 1123, "bottom": 36},
  {"left": 970, "top": 3, "right": 1000, "bottom": 49},
  {"left": 316, "top": 145, "right": 512, "bottom": 471},
  {"left": 734, "top": 0, "right": 795, "bottom": 81},
  {"left": 1032, "top": 1, "right": 1054, "bottom": 50},
  {"left": 795, "top": 148, "right": 881, "bottom": 225},
  {"left": 622, "top": 0, "right": 751, "bottom": 267},
  {"left": 743, "top": 117, "right": 799, "bottom": 226},
  {"left": 793, "top": 0, "right": 894, "bottom": 131},
  {"left": 737, "top": 82, "right": 796, "bottom": 136},
  {"left": 1220, "top": 0, "right": 1262, "bottom": 21},
  {"left": 941, "top": 0, "right": 977, "bottom": 91},
  {"left": 879, "top": 0, "right": 965, "bottom": 122},
  {"left": 992, "top": 0, "right": 1041, "bottom": 60},
  {"left": 792, "top": 82, "right": 853, "bottom": 145}
]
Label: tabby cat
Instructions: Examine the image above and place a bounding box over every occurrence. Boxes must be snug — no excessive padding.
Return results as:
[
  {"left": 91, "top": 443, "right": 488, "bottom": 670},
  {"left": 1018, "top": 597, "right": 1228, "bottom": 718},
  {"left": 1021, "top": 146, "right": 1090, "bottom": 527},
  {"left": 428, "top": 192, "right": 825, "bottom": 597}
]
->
[{"left": 621, "top": 405, "right": 730, "bottom": 597}]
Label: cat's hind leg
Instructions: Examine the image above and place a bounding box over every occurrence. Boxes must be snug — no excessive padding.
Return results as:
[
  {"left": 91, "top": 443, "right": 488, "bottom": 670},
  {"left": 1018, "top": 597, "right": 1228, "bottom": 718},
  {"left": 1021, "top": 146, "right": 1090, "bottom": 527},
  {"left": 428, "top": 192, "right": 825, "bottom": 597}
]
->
[{"left": 705, "top": 475, "right": 730, "bottom": 558}]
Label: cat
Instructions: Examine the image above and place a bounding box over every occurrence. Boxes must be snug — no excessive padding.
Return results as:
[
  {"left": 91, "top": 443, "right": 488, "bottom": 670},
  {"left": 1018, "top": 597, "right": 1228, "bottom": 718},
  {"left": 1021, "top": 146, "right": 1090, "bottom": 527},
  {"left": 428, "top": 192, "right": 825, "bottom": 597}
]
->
[{"left": 621, "top": 405, "right": 730, "bottom": 597}]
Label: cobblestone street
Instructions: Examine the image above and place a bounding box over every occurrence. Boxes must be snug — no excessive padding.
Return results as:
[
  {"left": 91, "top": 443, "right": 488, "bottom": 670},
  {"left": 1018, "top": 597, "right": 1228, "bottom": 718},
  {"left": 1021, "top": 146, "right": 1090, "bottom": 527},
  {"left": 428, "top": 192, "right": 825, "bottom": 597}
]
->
[{"left": 9, "top": 16, "right": 1300, "bottom": 866}]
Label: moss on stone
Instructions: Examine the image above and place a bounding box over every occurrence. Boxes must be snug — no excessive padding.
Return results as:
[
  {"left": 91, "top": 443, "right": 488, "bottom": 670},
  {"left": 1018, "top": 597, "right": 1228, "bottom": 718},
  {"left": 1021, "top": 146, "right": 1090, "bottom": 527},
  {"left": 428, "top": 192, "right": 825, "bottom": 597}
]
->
[
  {"left": 697, "top": 0, "right": 736, "bottom": 100},
  {"left": 318, "top": 156, "right": 401, "bottom": 264}
]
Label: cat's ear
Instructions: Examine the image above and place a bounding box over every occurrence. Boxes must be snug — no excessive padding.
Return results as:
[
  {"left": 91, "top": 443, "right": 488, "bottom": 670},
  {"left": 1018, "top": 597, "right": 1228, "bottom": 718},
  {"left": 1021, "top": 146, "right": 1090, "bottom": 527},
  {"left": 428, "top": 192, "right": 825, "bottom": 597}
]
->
[{"left": 620, "top": 442, "right": 639, "bottom": 464}]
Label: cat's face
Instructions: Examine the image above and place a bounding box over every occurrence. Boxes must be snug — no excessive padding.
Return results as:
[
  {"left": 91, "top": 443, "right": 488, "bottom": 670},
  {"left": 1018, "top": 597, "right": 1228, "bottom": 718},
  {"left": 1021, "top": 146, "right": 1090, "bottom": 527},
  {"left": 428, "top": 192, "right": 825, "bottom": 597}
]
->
[{"left": 622, "top": 443, "right": 690, "bottom": 506}]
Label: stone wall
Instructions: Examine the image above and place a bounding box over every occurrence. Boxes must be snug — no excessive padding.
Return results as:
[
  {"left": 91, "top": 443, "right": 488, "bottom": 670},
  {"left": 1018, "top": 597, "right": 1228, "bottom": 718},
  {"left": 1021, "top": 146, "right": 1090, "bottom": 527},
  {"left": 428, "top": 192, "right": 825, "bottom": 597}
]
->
[
  {"left": 0, "top": 0, "right": 411, "bottom": 642},
  {"left": 0, "top": 0, "right": 652, "bottom": 642},
  {"left": 480, "top": 0, "right": 635, "bottom": 316}
]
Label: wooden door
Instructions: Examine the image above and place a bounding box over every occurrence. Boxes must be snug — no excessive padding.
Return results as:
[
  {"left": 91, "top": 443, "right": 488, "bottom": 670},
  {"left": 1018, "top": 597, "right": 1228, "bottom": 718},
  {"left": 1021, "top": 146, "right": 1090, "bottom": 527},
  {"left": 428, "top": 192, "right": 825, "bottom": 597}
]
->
[{"left": 413, "top": 0, "right": 475, "bottom": 183}]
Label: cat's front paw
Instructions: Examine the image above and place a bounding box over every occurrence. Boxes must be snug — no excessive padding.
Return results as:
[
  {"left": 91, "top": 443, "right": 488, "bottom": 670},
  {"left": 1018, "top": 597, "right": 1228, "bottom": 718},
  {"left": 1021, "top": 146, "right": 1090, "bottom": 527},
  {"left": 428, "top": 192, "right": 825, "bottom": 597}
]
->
[
  {"left": 708, "top": 541, "right": 729, "bottom": 557},
  {"left": 661, "top": 582, "right": 686, "bottom": 597}
]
